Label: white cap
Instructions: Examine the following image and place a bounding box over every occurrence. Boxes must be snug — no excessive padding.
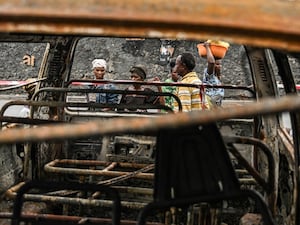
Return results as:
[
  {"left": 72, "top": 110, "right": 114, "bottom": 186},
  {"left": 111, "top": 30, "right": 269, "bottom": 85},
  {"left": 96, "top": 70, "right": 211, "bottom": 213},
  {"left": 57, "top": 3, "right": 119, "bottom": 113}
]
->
[{"left": 92, "top": 59, "right": 107, "bottom": 70}]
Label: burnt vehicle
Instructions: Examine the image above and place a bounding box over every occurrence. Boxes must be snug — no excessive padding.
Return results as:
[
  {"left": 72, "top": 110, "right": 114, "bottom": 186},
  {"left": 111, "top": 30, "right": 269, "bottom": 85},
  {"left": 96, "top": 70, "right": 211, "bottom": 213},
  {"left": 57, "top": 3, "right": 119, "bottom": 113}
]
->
[{"left": 0, "top": 1, "right": 299, "bottom": 225}]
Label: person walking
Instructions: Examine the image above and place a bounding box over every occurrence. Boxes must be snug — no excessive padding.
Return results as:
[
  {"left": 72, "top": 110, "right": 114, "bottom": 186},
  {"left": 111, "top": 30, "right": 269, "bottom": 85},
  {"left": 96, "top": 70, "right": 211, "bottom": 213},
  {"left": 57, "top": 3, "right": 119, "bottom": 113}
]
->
[{"left": 173, "top": 52, "right": 209, "bottom": 112}]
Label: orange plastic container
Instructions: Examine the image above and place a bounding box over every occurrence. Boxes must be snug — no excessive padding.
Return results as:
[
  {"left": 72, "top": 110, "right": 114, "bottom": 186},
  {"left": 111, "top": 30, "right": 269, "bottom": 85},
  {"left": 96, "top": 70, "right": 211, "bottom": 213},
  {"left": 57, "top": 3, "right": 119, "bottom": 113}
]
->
[{"left": 197, "top": 43, "right": 228, "bottom": 59}]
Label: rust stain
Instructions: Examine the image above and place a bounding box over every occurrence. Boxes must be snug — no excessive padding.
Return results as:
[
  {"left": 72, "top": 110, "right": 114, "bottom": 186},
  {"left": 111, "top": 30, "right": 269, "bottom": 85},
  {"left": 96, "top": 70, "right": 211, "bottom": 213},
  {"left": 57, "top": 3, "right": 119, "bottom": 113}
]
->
[{"left": 0, "top": 0, "right": 299, "bottom": 51}]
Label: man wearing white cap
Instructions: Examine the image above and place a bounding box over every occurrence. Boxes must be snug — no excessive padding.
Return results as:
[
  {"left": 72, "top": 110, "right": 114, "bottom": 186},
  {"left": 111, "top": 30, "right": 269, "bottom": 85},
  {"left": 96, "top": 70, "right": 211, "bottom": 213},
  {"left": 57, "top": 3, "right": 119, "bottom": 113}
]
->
[{"left": 91, "top": 59, "right": 118, "bottom": 110}]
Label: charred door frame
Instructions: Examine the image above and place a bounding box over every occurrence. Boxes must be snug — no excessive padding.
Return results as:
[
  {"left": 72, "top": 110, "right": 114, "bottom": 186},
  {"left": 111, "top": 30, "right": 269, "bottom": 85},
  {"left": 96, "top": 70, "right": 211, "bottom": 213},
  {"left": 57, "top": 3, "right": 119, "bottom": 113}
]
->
[{"left": 246, "top": 46, "right": 299, "bottom": 222}]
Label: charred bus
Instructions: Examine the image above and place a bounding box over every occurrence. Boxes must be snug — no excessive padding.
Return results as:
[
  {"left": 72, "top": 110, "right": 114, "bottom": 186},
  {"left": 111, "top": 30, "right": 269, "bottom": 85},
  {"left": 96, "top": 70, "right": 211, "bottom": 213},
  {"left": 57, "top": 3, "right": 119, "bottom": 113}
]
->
[{"left": 0, "top": 1, "right": 299, "bottom": 225}]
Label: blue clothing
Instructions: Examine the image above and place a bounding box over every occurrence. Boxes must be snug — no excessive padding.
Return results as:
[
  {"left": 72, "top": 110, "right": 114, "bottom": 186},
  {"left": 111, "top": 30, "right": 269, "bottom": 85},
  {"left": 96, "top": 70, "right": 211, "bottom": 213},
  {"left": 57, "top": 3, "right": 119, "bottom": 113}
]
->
[
  {"left": 94, "top": 83, "right": 119, "bottom": 104},
  {"left": 203, "top": 68, "right": 224, "bottom": 105}
]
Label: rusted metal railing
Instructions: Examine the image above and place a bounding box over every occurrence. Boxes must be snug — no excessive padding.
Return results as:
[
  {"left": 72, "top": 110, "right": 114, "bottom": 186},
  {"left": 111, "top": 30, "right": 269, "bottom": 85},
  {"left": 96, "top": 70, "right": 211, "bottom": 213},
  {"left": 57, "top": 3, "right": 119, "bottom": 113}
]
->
[
  {"left": 44, "top": 160, "right": 154, "bottom": 181},
  {"left": 0, "top": 94, "right": 299, "bottom": 144}
]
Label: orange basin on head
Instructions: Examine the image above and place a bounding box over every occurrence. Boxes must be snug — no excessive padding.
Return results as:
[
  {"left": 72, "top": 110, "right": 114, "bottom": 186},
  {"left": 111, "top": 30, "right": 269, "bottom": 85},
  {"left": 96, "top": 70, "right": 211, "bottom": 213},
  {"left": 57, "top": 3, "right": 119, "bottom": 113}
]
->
[{"left": 197, "top": 43, "right": 228, "bottom": 59}]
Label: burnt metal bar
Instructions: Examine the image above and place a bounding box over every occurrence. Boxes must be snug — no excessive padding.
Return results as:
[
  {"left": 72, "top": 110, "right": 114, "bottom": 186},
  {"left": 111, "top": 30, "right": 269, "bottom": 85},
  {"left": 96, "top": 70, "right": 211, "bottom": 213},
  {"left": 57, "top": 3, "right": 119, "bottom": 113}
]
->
[
  {"left": 0, "top": 116, "right": 60, "bottom": 125},
  {"left": 6, "top": 186, "right": 152, "bottom": 211},
  {"left": 0, "top": 77, "right": 47, "bottom": 91},
  {"left": 67, "top": 79, "right": 256, "bottom": 97},
  {"left": 12, "top": 181, "right": 121, "bottom": 225},
  {"left": 0, "top": 1, "right": 299, "bottom": 51},
  {"left": 0, "top": 212, "right": 164, "bottom": 225},
  {"left": 6, "top": 182, "right": 153, "bottom": 209},
  {"left": 224, "top": 136, "right": 275, "bottom": 194},
  {"left": 32, "top": 87, "right": 179, "bottom": 112},
  {"left": 111, "top": 186, "right": 153, "bottom": 196},
  {"left": 0, "top": 94, "right": 299, "bottom": 144},
  {"left": 17, "top": 194, "right": 148, "bottom": 210},
  {"left": 47, "top": 159, "right": 153, "bottom": 170},
  {"left": 44, "top": 160, "right": 154, "bottom": 180}
]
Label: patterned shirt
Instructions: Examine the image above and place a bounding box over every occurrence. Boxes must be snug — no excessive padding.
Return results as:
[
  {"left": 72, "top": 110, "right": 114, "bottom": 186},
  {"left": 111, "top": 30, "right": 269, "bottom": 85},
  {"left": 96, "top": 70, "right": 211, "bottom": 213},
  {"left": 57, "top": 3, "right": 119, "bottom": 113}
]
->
[
  {"left": 95, "top": 83, "right": 119, "bottom": 104},
  {"left": 203, "top": 68, "right": 224, "bottom": 100},
  {"left": 162, "top": 78, "right": 177, "bottom": 111},
  {"left": 173, "top": 72, "right": 205, "bottom": 112}
]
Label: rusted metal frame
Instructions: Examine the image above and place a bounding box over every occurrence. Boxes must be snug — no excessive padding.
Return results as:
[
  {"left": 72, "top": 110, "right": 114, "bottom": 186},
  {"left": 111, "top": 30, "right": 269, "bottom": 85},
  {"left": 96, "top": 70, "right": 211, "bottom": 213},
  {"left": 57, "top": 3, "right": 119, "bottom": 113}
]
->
[
  {"left": 245, "top": 47, "right": 280, "bottom": 216},
  {"left": 17, "top": 194, "right": 148, "bottom": 209},
  {"left": 44, "top": 160, "right": 154, "bottom": 180},
  {"left": 0, "top": 100, "right": 81, "bottom": 117},
  {"left": 47, "top": 159, "right": 152, "bottom": 169},
  {"left": 16, "top": 194, "right": 150, "bottom": 210},
  {"left": 5, "top": 182, "right": 153, "bottom": 207},
  {"left": 44, "top": 160, "right": 155, "bottom": 205},
  {"left": 0, "top": 212, "right": 164, "bottom": 225},
  {"left": 32, "top": 87, "right": 176, "bottom": 112},
  {"left": 1, "top": 94, "right": 300, "bottom": 145},
  {"left": 67, "top": 103, "right": 172, "bottom": 113},
  {"left": 0, "top": 100, "right": 126, "bottom": 127},
  {"left": 1, "top": 1, "right": 300, "bottom": 51},
  {"left": 277, "top": 127, "right": 295, "bottom": 163},
  {"left": 65, "top": 110, "right": 160, "bottom": 118},
  {"left": 92, "top": 164, "right": 154, "bottom": 197},
  {"left": 111, "top": 186, "right": 153, "bottom": 196},
  {"left": 65, "top": 79, "right": 255, "bottom": 112},
  {"left": 0, "top": 100, "right": 63, "bottom": 129},
  {"left": 272, "top": 50, "right": 298, "bottom": 94},
  {"left": 12, "top": 181, "right": 121, "bottom": 225},
  {"left": 272, "top": 49, "right": 300, "bottom": 224},
  {"left": 91, "top": 165, "right": 155, "bottom": 199},
  {"left": 271, "top": 49, "right": 299, "bottom": 160},
  {"left": 0, "top": 99, "right": 168, "bottom": 122},
  {"left": 66, "top": 82, "right": 182, "bottom": 109},
  {"left": 0, "top": 77, "right": 47, "bottom": 92},
  {"left": 18, "top": 193, "right": 118, "bottom": 208},
  {"left": 277, "top": 127, "right": 298, "bottom": 223},
  {"left": 252, "top": 47, "right": 300, "bottom": 219},
  {"left": 5, "top": 181, "right": 79, "bottom": 200},
  {"left": 67, "top": 79, "right": 256, "bottom": 98},
  {"left": 245, "top": 47, "right": 278, "bottom": 165},
  {"left": 238, "top": 179, "right": 256, "bottom": 185},
  {"left": 0, "top": 116, "right": 60, "bottom": 126},
  {"left": 223, "top": 136, "right": 275, "bottom": 194}
]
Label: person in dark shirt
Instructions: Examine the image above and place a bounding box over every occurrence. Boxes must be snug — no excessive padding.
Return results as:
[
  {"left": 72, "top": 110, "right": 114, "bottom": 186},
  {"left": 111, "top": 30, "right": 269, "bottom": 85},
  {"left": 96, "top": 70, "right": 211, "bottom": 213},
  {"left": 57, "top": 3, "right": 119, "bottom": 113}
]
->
[{"left": 119, "top": 65, "right": 164, "bottom": 112}]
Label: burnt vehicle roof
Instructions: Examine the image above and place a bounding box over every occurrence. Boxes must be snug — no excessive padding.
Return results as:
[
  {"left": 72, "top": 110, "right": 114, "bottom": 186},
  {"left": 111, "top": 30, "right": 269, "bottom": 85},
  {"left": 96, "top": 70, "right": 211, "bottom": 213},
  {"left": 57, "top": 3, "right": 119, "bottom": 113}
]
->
[{"left": 0, "top": 0, "right": 300, "bottom": 52}]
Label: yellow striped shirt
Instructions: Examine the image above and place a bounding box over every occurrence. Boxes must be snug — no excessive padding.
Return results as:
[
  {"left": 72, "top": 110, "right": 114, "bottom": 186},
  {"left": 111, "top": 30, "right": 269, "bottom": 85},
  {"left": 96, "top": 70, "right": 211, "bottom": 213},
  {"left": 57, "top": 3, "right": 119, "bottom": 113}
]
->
[{"left": 174, "top": 72, "right": 208, "bottom": 112}]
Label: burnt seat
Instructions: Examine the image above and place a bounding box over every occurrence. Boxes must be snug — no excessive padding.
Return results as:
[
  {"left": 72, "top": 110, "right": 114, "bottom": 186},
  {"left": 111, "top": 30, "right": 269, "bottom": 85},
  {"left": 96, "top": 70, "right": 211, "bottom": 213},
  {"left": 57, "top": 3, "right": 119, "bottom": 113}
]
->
[{"left": 137, "top": 123, "right": 275, "bottom": 225}]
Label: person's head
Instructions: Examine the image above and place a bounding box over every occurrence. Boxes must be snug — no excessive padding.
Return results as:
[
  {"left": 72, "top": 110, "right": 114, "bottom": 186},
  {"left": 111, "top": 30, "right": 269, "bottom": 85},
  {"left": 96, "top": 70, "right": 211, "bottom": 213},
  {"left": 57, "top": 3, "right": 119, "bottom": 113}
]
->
[
  {"left": 92, "top": 59, "right": 107, "bottom": 79},
  {"left": 169, "top": 58, "right": 179, "bottom": 82},
  {"left": 129, "top": 65, "right": 147, "bottom": 89},
  {"left": 130, "top": 65, "right": 147, "bottom": 81},
  {"left": 174, "top": 52, "right": 196, "bottom": 77}
]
